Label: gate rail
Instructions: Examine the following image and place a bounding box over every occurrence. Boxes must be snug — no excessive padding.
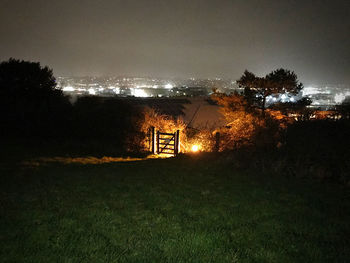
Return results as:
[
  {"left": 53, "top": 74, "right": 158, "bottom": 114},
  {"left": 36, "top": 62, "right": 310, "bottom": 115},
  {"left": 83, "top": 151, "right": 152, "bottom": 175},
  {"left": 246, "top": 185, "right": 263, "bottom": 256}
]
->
[{"left": 150, "top": 127, "right": 180, "bottom": 156}]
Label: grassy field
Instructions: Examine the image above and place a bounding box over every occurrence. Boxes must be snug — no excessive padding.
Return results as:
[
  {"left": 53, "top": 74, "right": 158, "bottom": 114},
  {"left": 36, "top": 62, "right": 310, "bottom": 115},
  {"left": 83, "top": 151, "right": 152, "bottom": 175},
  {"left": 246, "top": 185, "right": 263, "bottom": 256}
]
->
[{"left": 1, "top": 154, "right": 349, "bottom": 262}]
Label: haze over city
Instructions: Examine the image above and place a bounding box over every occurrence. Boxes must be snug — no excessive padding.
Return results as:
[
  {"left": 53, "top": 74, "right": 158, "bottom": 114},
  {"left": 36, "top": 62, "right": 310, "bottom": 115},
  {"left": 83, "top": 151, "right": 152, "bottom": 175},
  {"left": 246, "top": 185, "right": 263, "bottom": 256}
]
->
[
  {"left": 1, "top": 1, "right": 350, "bottom": 262},
  {"left": 1, "top": 0, "right": 349, "bottom": 86}
]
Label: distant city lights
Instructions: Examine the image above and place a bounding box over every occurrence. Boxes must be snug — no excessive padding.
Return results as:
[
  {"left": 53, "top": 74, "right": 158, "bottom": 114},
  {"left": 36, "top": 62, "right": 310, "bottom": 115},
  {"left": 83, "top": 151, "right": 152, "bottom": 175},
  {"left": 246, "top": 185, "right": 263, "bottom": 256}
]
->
[
  {"left": 114, "top": 87, "right": 120, "bottom": 94},
  {"left": 165, "top": 84, "right": 173, "bottom": 89},
  {"left": 303, "top": 86, "right": 331, "bottom": 96},
  {"left": 57, "top": 77, "right": 350, "bottom": 106},
  {"left": 334, "top": 91, "right": 350, "bottom": 104},
  {"left": 132, "top": 88, "right": 148, "bottom": 97},
  {"left": 281, "top": 94, "right": 287, "bottom": 101},
  {"left": 63, "top": 86, "right": 75, "bottom": 92},
  {"left": 88, "top": 88, "right": 96, "bottom": 95}
]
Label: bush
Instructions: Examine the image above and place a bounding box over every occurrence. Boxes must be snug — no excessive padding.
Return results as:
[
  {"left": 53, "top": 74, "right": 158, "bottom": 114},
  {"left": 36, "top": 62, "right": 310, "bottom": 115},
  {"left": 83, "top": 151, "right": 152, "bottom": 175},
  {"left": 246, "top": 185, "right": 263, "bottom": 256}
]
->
[
  {"left": 0, "top": 58, "right": 70, "bottom": 137},
  {"left": 139, "top": 107, "right": 186, "bottom": 151},
  {"left": 69, "top": 97, "right": 143, "bottom": 154},
  {"left": 221, "top": 119, "right": 350, "bottom": 185}
]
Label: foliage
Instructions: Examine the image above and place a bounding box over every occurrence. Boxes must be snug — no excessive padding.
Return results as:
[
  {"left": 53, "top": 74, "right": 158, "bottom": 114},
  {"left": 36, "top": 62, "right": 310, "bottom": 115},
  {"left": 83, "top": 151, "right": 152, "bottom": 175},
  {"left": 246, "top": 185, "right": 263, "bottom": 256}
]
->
[
  {"left": 213, "top": 117, "right": 350, "bottom": 185},
  {"left": 211, "top": 92, "right": 280, "bottom": 150},
  {"left": 269, "top": 97, "right": 314, "bottom": 121},
  {"left": 237, "top": 68, "right": 304, "bottom": 115},
  {"left": 270, "top": 97, "right": 312, "bottom": 114},
  {"left": 184, "top": 127, "right": 216, "bottom": 152},
  {"left": 139, "top": 107, "right": 187, "bottom": 151},
  {"left": 0, "top": 58, "right": 59, "bottom": 98},
  {"left": 0, "top": 58, "right": 70, "bottom": 137},
  {"left": 336, "top": 96, "right": 350, "bottom": 120},
  {"left": 0, "top": 57, "right": 143, "bottom": 153},
  {"left": 70, "top": 96, "right": 143, "bottom": 153},
  {"left": 139, "top": 108, "right": 218, "bottom": 153},
  {"left": 282, "top": 120, "right": 350, "bottom": 183}
]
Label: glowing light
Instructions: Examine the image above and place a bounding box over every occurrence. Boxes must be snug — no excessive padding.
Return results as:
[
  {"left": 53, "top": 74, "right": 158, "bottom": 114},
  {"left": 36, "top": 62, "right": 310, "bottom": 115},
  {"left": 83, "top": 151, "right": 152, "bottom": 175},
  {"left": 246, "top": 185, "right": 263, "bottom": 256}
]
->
[
  {"left": 63, "top": 86, "right": 75, "bottom": 92},
  {"left": 191, "top": 145, "right": 199, "bottom": 152},
  {"left": 114, "top": 87, "right": 120, "bottom": 94},
  {"left": 334, "top": 93, "right": 345, "bottom": 104},
  {"left": 165, "top": 83, "right": 173, "bottom": 89},
  {"left": 88, "top": 88, "right": 96, "bottom": 95},
  {"left": 302, "top": 86, "right": 318, "bottom": 96},
  {"left": 303, "top": 86, "right": 331, "bottom": 96},
  {"left": 132, "top": 88, "right": 148, "bottom": 97}
]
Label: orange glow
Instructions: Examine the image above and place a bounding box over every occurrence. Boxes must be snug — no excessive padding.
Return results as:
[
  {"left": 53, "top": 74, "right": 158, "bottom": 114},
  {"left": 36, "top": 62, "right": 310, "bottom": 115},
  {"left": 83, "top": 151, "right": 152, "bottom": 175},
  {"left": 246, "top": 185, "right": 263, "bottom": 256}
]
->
[
  {"left": 191, "top": 145, "right": 199, "bottom": 152},
  {"left": 21, "top": 154, "right": 174, "bottom": 167}
]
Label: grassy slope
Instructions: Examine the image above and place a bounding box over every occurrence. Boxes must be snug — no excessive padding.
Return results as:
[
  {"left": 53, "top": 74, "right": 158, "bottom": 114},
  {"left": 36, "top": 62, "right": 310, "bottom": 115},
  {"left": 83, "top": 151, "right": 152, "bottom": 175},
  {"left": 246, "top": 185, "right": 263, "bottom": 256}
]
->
[{"left": 0, "top": 155, "right": 349, "bottom": 262}]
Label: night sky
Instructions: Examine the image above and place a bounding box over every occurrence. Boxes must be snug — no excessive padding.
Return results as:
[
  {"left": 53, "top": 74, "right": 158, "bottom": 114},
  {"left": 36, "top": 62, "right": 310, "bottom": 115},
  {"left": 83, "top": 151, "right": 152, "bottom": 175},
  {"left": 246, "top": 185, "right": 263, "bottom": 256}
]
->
[{"left": 1, "top": 0, "right": 349, "bottom": 85}]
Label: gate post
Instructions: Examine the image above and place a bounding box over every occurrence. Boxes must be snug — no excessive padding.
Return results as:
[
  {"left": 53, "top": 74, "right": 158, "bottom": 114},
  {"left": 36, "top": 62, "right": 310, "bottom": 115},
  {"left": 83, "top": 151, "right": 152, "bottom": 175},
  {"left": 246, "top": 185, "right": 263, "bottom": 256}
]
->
[
  {"left": 214, "top": 132, "right": 220, "bottom": 152},
  {"left": 175, "top": 130, "right": 180, "bottom": 155},
  {"left": 151, "top": 126, "right": 156, "bottom": 154},
  {"left": 156, "top": 130, "right": 160, "bottom": 154}
]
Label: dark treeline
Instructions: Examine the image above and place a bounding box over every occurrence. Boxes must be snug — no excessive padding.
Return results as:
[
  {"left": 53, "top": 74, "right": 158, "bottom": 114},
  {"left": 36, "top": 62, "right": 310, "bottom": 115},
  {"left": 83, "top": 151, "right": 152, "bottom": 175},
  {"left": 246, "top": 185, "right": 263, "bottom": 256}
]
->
[
  {"left": 1, "top": 58, "right": 350, "bottom": 184},
  {"left": 210, "top": 68, "right": 350, "bottom": 185},
  {"left": 0, "top": 59, "right": 143, "bottom": 156},
  {"left": 222, "top": 120, "right": 350, "bottom": 184}
]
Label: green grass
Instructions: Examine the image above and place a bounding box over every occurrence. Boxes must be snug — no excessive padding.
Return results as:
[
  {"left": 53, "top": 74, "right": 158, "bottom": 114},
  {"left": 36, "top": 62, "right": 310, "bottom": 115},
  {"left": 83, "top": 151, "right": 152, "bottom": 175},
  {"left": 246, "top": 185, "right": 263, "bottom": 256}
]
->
[{"left": 1, "top": 154, "right": 349, "bottom": 262}]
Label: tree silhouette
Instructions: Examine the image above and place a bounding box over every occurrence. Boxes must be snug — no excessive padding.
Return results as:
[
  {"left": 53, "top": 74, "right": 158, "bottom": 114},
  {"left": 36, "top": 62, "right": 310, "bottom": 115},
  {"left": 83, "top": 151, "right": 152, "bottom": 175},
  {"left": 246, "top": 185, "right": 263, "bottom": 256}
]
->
[
  {"left": 237, "top": 69, "right": 303, "bottom": 116},
  {"left": 336, "top": 96, "right": 350, "bottom": 120},
  {"left": 0, "top": 58, "right": 69, "bottom": 136},
  {"left": 211, "top": 92, "right": 269, "bottom": 149},
  {"left": 270, "top": 97, "right": 313, "bottom": 121}
]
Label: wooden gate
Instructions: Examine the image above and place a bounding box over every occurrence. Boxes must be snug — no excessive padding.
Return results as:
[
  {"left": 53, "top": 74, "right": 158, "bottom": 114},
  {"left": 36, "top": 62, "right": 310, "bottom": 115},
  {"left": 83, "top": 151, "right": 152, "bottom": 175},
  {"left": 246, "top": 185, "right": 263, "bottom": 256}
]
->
[{"left": 150, "top": 127, "right": 180, "bottom": 156}]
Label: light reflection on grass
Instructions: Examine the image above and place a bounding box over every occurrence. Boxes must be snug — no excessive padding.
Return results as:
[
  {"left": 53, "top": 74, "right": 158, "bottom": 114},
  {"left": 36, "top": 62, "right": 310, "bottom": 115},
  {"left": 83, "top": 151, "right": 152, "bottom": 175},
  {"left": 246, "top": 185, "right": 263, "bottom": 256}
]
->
[{"left": 22, "top": 154, "right": 172, "bottom": 166}]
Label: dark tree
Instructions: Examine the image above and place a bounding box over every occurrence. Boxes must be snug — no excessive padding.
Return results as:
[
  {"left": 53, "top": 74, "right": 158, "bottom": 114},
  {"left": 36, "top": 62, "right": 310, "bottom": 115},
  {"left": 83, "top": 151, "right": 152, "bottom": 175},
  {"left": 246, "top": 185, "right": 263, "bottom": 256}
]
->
[
  {"left": 0, "top": 58, "right": 69, "bottom": 136},
  {"left": 237, "top": 68, "right": 304, "bottom": 116},
  {"left": 336, "top": 96, "right": 350, "bottom": 120},
  {"left": 0, "top": 58, "right": 58, "bottom": 97},
  {"left": 270, "top": 97, "right": 312, "bottom": 118}
]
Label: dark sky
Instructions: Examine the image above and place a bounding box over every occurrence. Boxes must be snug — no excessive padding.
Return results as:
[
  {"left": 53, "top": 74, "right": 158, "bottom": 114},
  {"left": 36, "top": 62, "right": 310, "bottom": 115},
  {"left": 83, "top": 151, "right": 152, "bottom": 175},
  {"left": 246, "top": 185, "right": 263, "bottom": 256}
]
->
[{"left": 1, "top": 0, "right": 349, "bottom": 85}]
